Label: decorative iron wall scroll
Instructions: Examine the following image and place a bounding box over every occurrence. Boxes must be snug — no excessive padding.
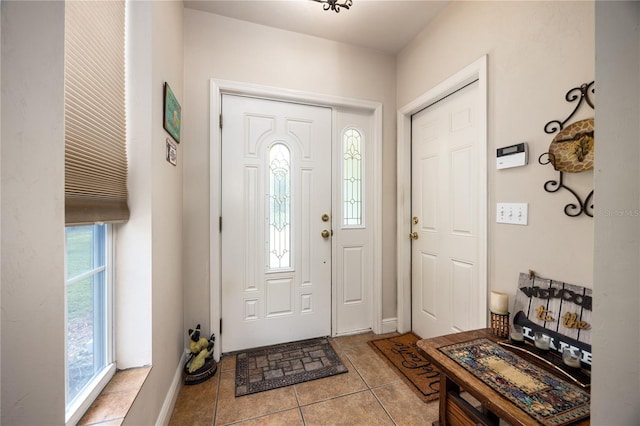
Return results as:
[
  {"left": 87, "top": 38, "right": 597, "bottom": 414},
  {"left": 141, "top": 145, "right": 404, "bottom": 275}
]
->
[{"left": 538, "top": 81, "right": 594, "bottom": 217}]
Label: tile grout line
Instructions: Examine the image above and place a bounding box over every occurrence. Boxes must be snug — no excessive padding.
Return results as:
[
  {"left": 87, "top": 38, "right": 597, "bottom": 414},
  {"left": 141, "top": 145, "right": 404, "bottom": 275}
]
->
[
  {"left": 298, "top": 388, "right": 376, "bottom": 409},
  {"left": 342, "top": 341, "right": 398, "bottom": 425},
  {"left": 292, "top": 380, "right": 305, "bottom": 425},
  {"left": 212, "top": 360, "right": 224, "bottom": 426},
  {"left": 223, "top": 407, "right": 301, "bottom": 426},
  {"left": 339, "top": 344, "right": 369, "bottom": 390},
  {"left": 340, "top": 343, "right": 391, "bottom": 392},
  {"left": 369, "top": 383, "right": 399, "bottom": 426},
  {"left": 299, "top": 405, "right": 306, "bottom": 426}
]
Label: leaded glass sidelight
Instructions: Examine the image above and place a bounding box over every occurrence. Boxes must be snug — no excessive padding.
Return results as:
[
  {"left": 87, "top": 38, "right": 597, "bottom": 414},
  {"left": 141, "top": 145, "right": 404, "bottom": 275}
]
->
[
  {"left": 343, "top": 128, "right": 363, "bottom": 226},
  {"left": 268, "top": 143, "right": 291, "bottom": 269}
]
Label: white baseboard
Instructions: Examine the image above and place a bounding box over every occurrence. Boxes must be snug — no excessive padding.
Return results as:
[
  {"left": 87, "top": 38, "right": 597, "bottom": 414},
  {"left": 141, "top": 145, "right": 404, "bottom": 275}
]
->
[
  {"left": 156, "top": 350, "right": 188, "bottom": 426},
  {"left": 381, "top": 317, "right": 397, "bottom": 334}
]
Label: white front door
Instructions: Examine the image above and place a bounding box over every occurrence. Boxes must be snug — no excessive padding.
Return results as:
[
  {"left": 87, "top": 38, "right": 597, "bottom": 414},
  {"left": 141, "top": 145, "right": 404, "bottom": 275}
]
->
[
  {"left": 411, "top": 80, "right": 484, "bottom": 338},
  {"left": 221, "top": 94, "right": 332, "bottom": 353}
]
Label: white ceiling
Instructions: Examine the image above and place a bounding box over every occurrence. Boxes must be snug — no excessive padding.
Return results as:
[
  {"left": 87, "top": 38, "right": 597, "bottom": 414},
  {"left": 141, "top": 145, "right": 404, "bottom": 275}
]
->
[{"left": 183, "top": 0, "right": 449, "bottom": 54}]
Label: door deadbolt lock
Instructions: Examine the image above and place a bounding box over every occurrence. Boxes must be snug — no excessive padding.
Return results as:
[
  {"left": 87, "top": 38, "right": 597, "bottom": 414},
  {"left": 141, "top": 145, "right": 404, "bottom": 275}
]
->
[
  {"left": 409, "top": 232, "right": 419, "bottom": 240},
  {"left": 321, "top": 229, "right": 331, "bottom": 239},
  {"left": 412, "top": 216, "right": 419, "bottom": 225},
  {"left": 321, "top": 213, "right": 330, "bottom": 222}
]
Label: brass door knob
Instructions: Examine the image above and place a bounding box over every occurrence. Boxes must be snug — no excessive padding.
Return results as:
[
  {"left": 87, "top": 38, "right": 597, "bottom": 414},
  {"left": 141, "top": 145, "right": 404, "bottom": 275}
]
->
[
  {"left": 409, "top": 232, "right": 419, "bottom": 240},
  {"left": 321, "top": 213, "right": 330, "bottom": 222},
  {"left": 321, "top": 229, "right": 331, "bottom": 239}
]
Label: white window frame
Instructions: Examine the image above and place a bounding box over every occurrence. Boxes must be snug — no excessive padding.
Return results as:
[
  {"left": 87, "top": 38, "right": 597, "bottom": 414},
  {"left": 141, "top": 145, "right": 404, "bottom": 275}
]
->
[{"left": 65, "top": 224, "right": 116, "bottom": 426}]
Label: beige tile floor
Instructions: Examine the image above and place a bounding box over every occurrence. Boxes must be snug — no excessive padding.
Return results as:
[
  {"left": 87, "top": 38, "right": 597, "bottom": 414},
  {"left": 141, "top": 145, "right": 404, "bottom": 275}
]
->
[{"left": 169, "top": 332, "right": 440, "bottom": 425}]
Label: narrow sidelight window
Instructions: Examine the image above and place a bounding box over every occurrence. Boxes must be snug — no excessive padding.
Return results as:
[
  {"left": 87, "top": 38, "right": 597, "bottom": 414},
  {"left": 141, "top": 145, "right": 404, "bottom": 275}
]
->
[{"left": 343, "top": 128, "right": 363, "bottom": 226}]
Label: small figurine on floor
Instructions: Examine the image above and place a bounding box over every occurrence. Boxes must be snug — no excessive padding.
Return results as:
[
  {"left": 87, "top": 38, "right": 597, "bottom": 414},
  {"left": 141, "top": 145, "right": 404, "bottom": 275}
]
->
[
  {"left": 187, "top": 337, "right": 214, "bottom": 373},
  {"left": 185, "top": 324, "right": 217, "bottom": 381},
  {"left": 188, "top": 324, "right": 210, "bottom": 355}
]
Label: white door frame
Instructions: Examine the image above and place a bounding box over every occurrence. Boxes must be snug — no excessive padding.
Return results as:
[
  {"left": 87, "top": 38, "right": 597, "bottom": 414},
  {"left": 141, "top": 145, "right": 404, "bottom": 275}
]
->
[
  {"left": 396, "top": 56, "right": 488, "bottom": 334},
  {"left": 209, "top": 79, "right": 383, "bottom": 359}
]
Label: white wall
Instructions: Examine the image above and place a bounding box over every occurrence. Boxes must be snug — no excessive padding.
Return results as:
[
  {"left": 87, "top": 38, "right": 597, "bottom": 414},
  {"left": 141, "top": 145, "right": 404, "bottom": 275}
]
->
[
  {"left": 592, "top": 2, "right": 640, "bottom": 423},
  {"left": 118, "top": 0, "right": 154, "bottom": 370},
  {"left": 397, "top": 1, "right": 595, "bottom": 302},
  {"left": 1, "top": 1, "right": 66, "bottom": 423},
  {"left": 182, "top": 9, "right": 398, "bottom": 338},
  {"left": 123, "top": 0, "right": 185, "bottom": 424},
  {"left": 1, "top": 1, "right": 3, "bottom": 412},
  {"left": 0, "top": 1, "right": 185, "bottom": 424},
  {"left": 398, "top": 1, "right": 640, "bottom": 421}
]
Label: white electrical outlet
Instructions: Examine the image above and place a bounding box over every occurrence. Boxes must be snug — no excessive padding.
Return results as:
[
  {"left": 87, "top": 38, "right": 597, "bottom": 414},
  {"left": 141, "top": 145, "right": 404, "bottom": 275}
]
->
[{"left": 497, "top": 203, "right": 528, "bottom": 225}]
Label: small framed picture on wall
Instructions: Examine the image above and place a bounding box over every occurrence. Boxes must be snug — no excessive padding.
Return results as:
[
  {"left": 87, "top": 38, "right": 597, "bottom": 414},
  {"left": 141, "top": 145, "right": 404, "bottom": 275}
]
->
[
  {"left": 166, "top": 138, "right": 177, "bottom": 166},
  {"left": 163, "top": 82, "right": 181, "bottom": 143}
]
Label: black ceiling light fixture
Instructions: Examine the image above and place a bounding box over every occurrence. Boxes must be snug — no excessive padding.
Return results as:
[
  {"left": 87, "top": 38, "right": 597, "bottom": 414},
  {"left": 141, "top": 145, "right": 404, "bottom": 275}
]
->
[{"left": 311, "top": 0, "right": 353, "bottom": 13}]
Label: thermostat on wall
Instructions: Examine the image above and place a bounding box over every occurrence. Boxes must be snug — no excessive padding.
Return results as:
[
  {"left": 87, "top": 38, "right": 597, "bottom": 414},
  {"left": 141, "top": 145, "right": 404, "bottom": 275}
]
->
[{"left": 497, "top": 142, "right": 528, "bottom": 169}]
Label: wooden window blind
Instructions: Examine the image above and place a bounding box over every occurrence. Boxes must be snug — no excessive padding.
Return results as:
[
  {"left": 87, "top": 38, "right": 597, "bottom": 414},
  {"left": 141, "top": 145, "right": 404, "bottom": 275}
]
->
[{"left": 65, "top": 0, "right": 128, "bottom": 225}]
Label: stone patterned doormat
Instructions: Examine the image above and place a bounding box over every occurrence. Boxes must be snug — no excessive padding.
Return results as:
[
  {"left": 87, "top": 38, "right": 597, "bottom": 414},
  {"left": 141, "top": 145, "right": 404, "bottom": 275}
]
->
[
  {"left": 234, "top": 337, "right": 347, "bottom": 397},
  {"left": 440, "top": 338, "right": 590, "bottom": 425},
  {"left": 368, "top": 332, "right": 440, "bottom": 402}
]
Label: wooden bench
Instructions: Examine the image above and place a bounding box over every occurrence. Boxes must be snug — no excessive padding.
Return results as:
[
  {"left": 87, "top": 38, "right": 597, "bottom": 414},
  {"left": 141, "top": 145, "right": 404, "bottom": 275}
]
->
[{"left": 417, "top": 273, "right": 592, "bottom": 425}]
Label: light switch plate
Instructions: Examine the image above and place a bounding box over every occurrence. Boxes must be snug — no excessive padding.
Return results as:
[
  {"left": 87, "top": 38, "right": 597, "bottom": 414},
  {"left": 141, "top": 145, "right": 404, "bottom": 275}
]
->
[{"left": 497, "top": 203, "right": 528, "bottom": 225}]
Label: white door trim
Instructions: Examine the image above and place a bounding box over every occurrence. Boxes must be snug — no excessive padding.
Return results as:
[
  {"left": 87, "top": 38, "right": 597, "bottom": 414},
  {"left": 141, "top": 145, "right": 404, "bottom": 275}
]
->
[
  {"left": 210, "top": 79, "right": 383, "bottom": 359},
  {"left": 396, "top": 56, "right": 488, "bottom": 334}
]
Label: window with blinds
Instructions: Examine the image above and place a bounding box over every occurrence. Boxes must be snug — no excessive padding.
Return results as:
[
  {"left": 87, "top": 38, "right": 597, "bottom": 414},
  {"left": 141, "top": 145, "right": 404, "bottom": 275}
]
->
[
  {"left": 64, "top": 2, "right": 124, "bottom": 422},
  {"left": 65, "top": 0, "right": 128, "bottom": 225}
]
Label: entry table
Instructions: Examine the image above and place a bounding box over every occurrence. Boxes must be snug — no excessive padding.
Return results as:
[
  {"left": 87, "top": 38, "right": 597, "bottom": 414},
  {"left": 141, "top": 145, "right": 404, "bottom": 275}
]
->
[{"left": 416, "top": 329, "right": 590, "bottom": 426}]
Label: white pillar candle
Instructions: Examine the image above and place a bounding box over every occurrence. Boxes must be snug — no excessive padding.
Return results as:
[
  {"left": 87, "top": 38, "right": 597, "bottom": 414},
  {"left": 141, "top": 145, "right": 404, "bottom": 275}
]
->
[{"left": 490, "top": 291, "right": 509, "bottom": 314}]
